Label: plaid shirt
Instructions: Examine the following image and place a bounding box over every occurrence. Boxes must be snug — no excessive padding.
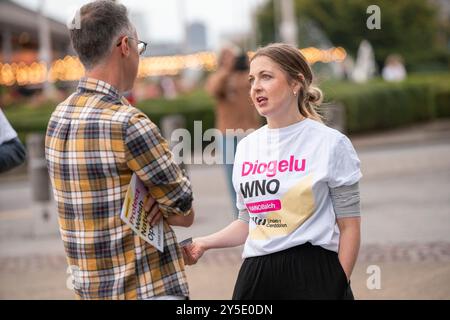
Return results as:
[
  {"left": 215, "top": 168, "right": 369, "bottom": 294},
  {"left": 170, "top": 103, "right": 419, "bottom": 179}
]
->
[{"left": 45, "top": 77, "right": 193, "bottom": 299}]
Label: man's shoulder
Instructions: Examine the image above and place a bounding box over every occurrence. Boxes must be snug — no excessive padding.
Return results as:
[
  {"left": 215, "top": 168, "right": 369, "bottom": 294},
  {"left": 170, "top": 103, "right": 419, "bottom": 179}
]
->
[{"left": 51, "top": 91, "right": 143, "bottom": 125}]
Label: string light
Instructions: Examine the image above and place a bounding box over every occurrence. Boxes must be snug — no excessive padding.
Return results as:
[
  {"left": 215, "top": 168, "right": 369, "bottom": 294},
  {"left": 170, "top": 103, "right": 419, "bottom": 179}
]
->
[{"left": 0, "top": 47, "right": 347, "bottom": 87}]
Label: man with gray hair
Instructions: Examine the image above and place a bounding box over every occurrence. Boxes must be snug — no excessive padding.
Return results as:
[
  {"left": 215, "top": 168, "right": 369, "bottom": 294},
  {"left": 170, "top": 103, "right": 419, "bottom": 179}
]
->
[{"left": 45, "top": 0, "right": 194, "bottom": 300}]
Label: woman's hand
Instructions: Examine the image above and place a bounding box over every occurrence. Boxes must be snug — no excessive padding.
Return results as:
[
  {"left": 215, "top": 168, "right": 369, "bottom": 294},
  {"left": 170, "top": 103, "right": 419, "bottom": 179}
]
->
[
  {"left": 182, "top": 220, "right": 249, "bottom": 266},
  {"left": 182, "top": 238, "right": 207, "bottom": 265}
]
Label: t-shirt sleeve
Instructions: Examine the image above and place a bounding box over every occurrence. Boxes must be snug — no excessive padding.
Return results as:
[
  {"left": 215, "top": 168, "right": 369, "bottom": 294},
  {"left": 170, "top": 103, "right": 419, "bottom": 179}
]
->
[
  {"left": 328, "top": 135, "right": 362, "bottom": 188},
  {"left": 232, "top": 142, "right": 248, "bottom": 215}
]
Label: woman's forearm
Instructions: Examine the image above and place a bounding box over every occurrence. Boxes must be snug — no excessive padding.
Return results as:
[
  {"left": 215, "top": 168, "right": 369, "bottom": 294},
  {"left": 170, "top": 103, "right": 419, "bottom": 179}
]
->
[
  {"left": 198, "top": 219, "right": 249, "bottom": 250},
  {"left": 337, "top": 217, "right": 361, "bottom": 280}
]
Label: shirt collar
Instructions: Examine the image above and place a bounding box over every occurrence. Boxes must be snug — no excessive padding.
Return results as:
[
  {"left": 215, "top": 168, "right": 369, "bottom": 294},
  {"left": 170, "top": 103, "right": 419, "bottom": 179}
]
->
[{"left": 77, "top": 77, "right": 122, "bottom": 100}]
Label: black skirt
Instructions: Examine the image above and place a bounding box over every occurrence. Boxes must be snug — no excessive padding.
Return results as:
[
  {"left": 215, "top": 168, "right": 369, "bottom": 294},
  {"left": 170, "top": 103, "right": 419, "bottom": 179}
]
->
[{"left": 232, "top": 242, "right": 354, "bottom": 300}]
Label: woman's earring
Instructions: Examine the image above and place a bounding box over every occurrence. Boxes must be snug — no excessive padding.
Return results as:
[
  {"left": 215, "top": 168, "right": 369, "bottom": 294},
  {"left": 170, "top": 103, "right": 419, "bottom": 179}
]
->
[{"left": 293, "top": 91, "right": 297, "bottom": 96}]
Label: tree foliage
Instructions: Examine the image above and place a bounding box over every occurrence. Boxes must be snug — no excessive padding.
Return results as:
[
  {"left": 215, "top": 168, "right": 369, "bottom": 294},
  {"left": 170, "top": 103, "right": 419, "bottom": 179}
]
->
[{"left": 256, "top": 0, "right": 446, "bottom": 69}]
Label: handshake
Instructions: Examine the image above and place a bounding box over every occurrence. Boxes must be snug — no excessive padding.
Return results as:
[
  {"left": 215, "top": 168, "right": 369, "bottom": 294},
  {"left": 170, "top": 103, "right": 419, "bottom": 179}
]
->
[
  {"left": 180, "top": 237, "right": 207, "bottom": 266},
  {"left": 144, "top": 189, "right": 249, "bottom": 267},
  {"left": 143, "top": 193, "right": 206, "bottom": 265}
]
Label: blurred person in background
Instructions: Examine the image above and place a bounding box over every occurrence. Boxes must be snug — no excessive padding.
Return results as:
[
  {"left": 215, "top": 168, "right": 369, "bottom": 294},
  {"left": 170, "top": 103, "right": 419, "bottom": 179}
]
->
[
  {"left": 206, "top": 45, "right": 262, "bottom": 218},
  {"left": 45, "top": 0, "right": 194, "bottom": 300},
  {"left": 0, "top": 109, "right": 26, "bottom": 173},
  {"left": 185, "top": 43, "right": 361, "bottom": 300},
  {"left": 382, "top": 54, "right": 407, "bottom": 82},
  {"left": 160, "top": 76, "right": 178, "bottom": 99}
]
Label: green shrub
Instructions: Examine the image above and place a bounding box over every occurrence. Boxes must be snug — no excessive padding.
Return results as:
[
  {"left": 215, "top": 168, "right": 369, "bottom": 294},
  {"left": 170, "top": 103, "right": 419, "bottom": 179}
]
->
[
  {"left": 435, "top": 88, "right": 450, "bottom": 118},
  {"left": 136, "top": 90, "right": 215, "bottom": 134},
  {"left": 322, "top": 73, "right": 450, "bottom": 133}
]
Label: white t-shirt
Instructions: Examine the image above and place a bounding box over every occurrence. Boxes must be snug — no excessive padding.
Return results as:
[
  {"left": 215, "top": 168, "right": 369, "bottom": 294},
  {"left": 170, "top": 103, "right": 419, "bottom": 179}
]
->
[{"left": 232, "top": 118, "right": 362, "bottom": 258}]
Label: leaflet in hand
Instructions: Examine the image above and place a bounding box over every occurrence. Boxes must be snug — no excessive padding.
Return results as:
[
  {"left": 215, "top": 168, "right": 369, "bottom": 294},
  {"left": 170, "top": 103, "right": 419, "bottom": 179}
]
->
[
  {"left": 121, "top": 173, "right": 164, "bottom": 252},
  {"left": 179, "top": 237, "right": 192, "bottom": 247}
]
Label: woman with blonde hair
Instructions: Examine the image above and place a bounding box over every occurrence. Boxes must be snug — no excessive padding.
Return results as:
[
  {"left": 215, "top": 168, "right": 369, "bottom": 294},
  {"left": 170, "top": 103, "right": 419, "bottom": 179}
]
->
[{"left": 184, "top": 43, "right": 362, "bottom": 300}]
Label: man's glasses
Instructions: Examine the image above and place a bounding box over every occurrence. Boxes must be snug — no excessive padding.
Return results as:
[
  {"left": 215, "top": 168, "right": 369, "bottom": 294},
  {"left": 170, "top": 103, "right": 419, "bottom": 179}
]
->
[{"left": 116, "top": 37, "right": 148, "bottom": 56}]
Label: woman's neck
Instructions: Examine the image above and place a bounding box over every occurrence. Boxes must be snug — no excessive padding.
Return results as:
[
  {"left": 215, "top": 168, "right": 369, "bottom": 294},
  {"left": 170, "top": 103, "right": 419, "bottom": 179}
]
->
[{"left": 266, "top": 109, "right": 306, "bottom": 129}]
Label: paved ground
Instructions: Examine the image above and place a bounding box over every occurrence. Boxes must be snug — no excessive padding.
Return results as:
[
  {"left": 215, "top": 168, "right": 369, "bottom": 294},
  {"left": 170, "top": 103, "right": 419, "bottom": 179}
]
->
[{"left": 0, "top": 120, "right": 449, "bottom": 300}]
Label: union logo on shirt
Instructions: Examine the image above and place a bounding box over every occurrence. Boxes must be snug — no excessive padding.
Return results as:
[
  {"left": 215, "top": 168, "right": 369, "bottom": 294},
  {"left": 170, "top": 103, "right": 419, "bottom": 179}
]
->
[{"left": 249, "top": 174, "right": 316, "bottom": 240}]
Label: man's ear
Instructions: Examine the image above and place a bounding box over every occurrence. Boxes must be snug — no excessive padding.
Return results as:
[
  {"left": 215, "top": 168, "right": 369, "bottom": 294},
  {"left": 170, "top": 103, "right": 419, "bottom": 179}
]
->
[{"left": 118, "top": 37, "right": 130, "bottom": 57}]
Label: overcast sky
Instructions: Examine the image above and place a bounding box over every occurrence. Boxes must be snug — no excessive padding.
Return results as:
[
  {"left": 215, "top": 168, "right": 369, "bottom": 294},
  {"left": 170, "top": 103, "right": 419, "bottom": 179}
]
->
[{"left": 13, "top": 0, "right": 267, "bottom": 49}]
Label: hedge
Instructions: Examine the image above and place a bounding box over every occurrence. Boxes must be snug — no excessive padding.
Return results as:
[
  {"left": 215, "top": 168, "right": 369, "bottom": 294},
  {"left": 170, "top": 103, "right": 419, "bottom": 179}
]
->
[
  {"left": 3, "top": 73, "right": 450, "bottom": 142},
  {"left": 325, "top": 74, "right": 450, "bottom": 132}
]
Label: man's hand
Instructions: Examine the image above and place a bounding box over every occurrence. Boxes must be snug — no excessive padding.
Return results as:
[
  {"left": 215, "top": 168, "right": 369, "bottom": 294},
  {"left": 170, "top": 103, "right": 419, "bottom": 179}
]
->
[
  {"left": 219, "top": 48, "right": 236, "bottom": 72},
  {"left": 144, "top": 194, "right": 162, "bottom": 227}
]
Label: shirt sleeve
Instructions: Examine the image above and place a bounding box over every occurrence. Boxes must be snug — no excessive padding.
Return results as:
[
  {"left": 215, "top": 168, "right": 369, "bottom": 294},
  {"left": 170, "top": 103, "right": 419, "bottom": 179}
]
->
[
  {"left": 233, "top": 141, "right": 249, "bottom": 223},
  {"left": 328, "top": 135, "right": 362, "bottom": 188},
  {"left": 0, "top": 137, "right": 26, "bottom": 173},
  {"left": 236, "top": 191, "right": 250, "bottom": 224},
  {"left": 124, "top": 112, "right": 193, "bottom": 218},
  {"left": 0, "top": 109, "right": 18, "bottom": 145},
  {"left": 330, "top": 182, "right": 361, "bottom": 219},
  {"left": 238, "top": 209, "right": 250, "bottom": 223}
]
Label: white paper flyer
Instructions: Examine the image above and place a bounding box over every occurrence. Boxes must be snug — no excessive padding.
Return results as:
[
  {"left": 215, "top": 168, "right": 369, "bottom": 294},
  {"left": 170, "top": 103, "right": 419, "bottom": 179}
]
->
[{"left": 120, "top": 173, "right": 164, "bottom": 252}]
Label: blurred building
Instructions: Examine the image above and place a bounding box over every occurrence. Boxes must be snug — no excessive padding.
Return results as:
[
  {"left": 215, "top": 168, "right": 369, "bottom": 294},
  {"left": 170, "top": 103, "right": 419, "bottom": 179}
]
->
[
  {"left": 186, "top": 22, "right": 207, "bottom": 53},
  {"left": 0, "top": 0, "right": 71, "bottom": 64},
  {"left": 219, "top": 31, "right": 249, "bottom": 50},
  {"left": 146, "top": 42, "right": 184, "bottom": 56}
]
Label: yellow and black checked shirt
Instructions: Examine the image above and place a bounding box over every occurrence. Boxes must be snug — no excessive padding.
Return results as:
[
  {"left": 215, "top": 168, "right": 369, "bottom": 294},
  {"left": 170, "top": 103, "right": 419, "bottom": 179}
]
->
[{"left": 45, "top": 77, "right": 193, "bottom": 299}]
